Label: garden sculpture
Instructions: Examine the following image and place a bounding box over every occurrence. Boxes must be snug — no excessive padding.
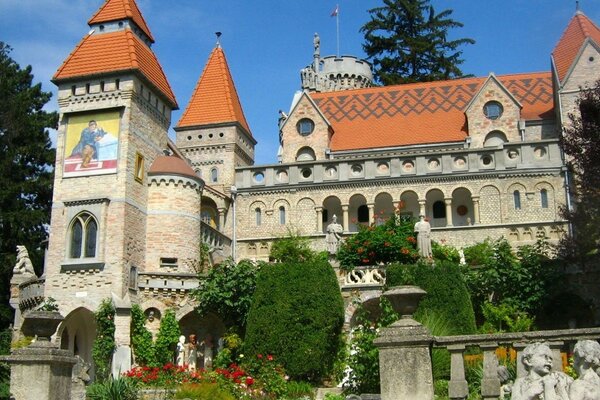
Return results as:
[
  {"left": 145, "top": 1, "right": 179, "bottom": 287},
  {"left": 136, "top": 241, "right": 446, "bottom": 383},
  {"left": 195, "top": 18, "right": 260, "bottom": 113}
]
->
[
  {"left": 569, "top": 340, "right": 600, "bottom": 400},
  {"left": 202, "top": 334, "right": 214, "bottom": 370},
  {"left": 187, "top": 334, "right": 198, "bottom": 371},
  {"left": 13, "top": 245, "right": 36, "bottom": 275},
  {"left": 176, "top": 335, "right": 186, "bottom": 367},
  {"left": 414, "top": 215, "right": 432, "bottom": 258},
  {"left": 326, "top": 215, "right": 344, "bottom": 254},
  {"left": 511, "top": 342, "right": 572, "bottom": 400}
]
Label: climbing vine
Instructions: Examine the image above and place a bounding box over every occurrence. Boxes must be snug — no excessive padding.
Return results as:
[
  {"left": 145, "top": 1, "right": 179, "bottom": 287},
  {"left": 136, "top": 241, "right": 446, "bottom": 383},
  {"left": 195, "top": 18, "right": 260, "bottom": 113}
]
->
[
  {"left": 130, "top": 304, "right": 156, "bottom": 366},
  {"left": 92, "top": 299, "right": 116, "bottom": 381},
  {"left": 154, "top": 309, "right": 181, "bottom": 365}
]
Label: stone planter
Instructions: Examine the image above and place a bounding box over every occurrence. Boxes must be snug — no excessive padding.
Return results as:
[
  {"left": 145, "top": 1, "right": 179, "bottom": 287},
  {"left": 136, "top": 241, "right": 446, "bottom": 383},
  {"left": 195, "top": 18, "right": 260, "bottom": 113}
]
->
[
  {"left": 21, "top": 310, "right": 63, "bottom": 345},
  {"left": 382, "top": 285, "right": 426, "bottom": 319}
]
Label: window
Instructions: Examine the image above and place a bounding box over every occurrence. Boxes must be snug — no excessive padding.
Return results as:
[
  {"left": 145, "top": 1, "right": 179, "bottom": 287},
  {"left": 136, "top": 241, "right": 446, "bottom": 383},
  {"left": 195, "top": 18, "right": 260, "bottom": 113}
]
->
[
  {"left": 322, "top": 209, "right": 329, "bottom": 224},
  {"left": 514, "top": 190, "right": 522, "bottom": 210},
  {"left": 255, "top": 207, "right": 262, "bottom": 226},
  {"left": 540, "top": 189, "right": 548, "bottom": 208},
  {"left": 210, "top": 168, "right": 218, "bottom": 183},
  {"left": 279, "top": 206, "right": 286, "bottom": 225},
  {"left": 433, "top": 201, "right": 446, "bottom": 219},
  {"left": 160, "top": 257, "right": 178, "bottom": 267},
  {"left": 69, "top": 212, "right": 98, "bottom": 258},
  {"left": 357, "top": 205, "right": 369, "bottom": 223},
  {"left": 296, "top": 118, "right": 315, "bottom": 136},
  {"left": 484, "top": 130, "right": 508, "bottom": 147},
  {"left": 483, "top": 101, "right": 503, "bottom": 120},
  {"left": 134, "top": 152, "right": 144, "bottom": 183}
]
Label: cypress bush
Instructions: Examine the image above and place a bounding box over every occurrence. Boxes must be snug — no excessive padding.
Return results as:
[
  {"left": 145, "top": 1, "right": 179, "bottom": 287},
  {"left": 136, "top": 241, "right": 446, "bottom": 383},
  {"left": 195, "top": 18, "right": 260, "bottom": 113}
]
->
[
  {"left": 244, "top": 258, "right": 344, "bottom": 382},
  {"left": 386, "top": 261, "right": 476, "bottom": 334}
]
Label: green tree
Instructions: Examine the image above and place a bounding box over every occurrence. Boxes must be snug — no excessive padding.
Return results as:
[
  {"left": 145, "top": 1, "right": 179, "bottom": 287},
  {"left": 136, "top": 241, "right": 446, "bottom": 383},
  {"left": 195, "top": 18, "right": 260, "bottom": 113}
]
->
[
  {"left": 193, "top": 259, "right": 261, "bottom": 334},
  {"left": 154, "top": 309, "right": 181, "bottom": 365},
  {"left": 559, "top": 79, "right": 600, "bottom": 259},
  {"left": 361, "top": 0, "right": 474, "bottom": 85},
  {"left": 0, "top": 42, "right": 57, "bottom": 327},
  {"left": 130, "top": 304, "right": 155, "bottom": 366}
]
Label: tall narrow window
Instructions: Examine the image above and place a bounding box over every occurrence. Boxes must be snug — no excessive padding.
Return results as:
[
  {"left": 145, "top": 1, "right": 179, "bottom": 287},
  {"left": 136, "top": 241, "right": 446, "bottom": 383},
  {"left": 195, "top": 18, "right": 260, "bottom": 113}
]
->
[
  {"left": 540, "top": 189, "right": 548, "bottom": 209},
  {"left": 70, "top": 212, "right": 98, "bottom": 259},
  {"left": 255, "top": 208, "right": 262, "bottom": 226},
  {"left": 514, "top": 190, "right": 522, "bottom": 210},
  {"left": 433, "top": 201, "right": 446, "bottom": 218},
  {"left": 211, "top": 168, "right": 218, "bottom": 183},
  {"left": 357, "top": 205, "right": 369, "bottom": 223},
  {"left": 279, "top": 206, "right": 286, "bottom": 225}
]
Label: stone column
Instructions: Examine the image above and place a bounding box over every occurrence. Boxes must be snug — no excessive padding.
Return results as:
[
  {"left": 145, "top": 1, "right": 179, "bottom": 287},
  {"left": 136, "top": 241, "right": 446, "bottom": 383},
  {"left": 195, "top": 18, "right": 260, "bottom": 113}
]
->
[
  {"left": 315, "top": 206, "right": 323, "bottom": 233},
  {"left": 472, "top": 196, "right": 480, "bottom": 224},
  {"left": 367, "top": 203, "right": 375, "bottom": 224},
  {"left": 342, "top": 205, "right": 349, "bottom": 233},
  {"left": 217, "top": 207, "right": 226, "bottom": 231},
  {"left": 418, "top": 200, "right": 426, "bottom": 216},
  {"left": 448, "top": 344, "right": 468, "bottom": 400},
  {"left": 111, "top": 293, "right": 132, "bottom": 377},
  {"left": 480, "top": 343, "right": 501, "bottom": 399},
  {"left": 444, "top": 198, "right": 453, "bottom": 227}
]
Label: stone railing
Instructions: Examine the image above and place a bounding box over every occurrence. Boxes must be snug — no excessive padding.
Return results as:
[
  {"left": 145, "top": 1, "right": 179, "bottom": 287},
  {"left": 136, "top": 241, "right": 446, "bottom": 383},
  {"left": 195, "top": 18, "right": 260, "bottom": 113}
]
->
[
  {"left": 434, "top": 327, "right": 600, "bottom": 399},
  {"left": 18, "top": 277, "right": 45, "bottom": 312},
  {"left": 201, "top": 221, "right": 231, "bottom": 251},
  {"left": 137, "top": 272, "right": 199, "bottom": 294},
  {"left": 341, "top": 266, "right": 386, "bottom": 288}
]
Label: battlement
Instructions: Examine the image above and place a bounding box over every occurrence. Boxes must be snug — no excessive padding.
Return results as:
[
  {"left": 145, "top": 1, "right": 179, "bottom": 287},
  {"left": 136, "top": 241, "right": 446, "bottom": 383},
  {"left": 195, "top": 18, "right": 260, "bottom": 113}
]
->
[{"left": 301, "top": 55, "right": 373, "bottom": 93}]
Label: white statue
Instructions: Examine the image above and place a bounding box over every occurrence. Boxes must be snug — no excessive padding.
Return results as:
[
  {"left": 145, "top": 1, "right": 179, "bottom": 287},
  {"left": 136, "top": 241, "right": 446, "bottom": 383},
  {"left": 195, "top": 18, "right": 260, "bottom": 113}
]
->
[
  {"left": 176, "top": 335, "right": 186, "bottom": 367},
  {"left": 13, "top": 245, "right": 36, "bottom": 275},
  {"left": 187, "top": 334, "right": 198, "bottom": 371},
  {"left": 511, "top": 342, "right": 572, "bottom": 400},
  {"left": 569, "top": 340, "right": 600, "bottom": 400},
  {"left": 326, "top": 214, "right": 344, "bottom": 254},
  {"left": 414, "top": 215, "right": 432, "bottom": 258},
  {"left": 201, "top": 334, "right": 214, "bottom": 370}
]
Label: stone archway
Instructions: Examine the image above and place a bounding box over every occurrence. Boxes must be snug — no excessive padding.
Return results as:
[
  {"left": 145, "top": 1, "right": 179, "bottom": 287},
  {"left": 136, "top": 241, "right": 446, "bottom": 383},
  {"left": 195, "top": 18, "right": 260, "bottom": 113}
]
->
[
  {"left": 178, "top": 311, "right": 226, "bottom": 369},
  {"left": 58, "top": 307, "right": 97, "bottom": 380}
]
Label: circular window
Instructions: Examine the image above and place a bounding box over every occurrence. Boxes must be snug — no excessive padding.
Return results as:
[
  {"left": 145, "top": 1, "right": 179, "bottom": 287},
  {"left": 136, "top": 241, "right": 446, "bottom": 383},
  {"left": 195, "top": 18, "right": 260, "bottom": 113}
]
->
[
  {"left": 276, "top": 170, "right": 288, "bottom": 182},
  {"left": 483, "top": 101, "right": 503, "bottom": 120},
  {"left": 534, "top": 146, "right": 546, "bottom": 158},
  {"left": 403, "top": 160, "right": 415, "bottom": 172},
  {"left": 454, "top": 156, "right": 466, "bottom": 168},
  {"left": 198, "top": 135, "right": 202, "bottom": 139},
  {"left": 296, "top": 118, "right": 315, "bottom": 136},
  {"left": 253, "top": 172, "right": 264, "bottom": 183},
  {"left": 187, "top": 135, "right": 192, "bottom": 141},
  {"left": 208, "top": 133, "right": 213, "bottom": 138},
  {"left": 481, "top": 155, "right": 493, "bottom": 166},
  {"left": 377, "top": 162, "right": 389, "bottom": 174},
  {"left": 428, "top": 158, "right": 440, "bottom": 170},
  {"left": 507, "top": 149, "right": 519, "bottom": 159},
  {"left": 219, "top": 132, "right": 224, "bottom": 138},
  {"left": 301, "top": 168, "right": 312, "bottom": 179},
  {"left": 351, "top": 164, "right": 363, "bottom": 175}
]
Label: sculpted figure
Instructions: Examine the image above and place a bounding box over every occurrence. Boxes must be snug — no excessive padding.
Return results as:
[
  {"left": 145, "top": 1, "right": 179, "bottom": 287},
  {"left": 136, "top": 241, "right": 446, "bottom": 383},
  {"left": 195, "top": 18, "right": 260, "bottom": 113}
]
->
[
  {"left": 176, "top": 335, "right": 186, "bottom": 367},
  {"left": 414, "top": 215, "right": 432, "bottom": 258},
  {"left": 511, "top": 342, "right": 571, "bottom": 400},
  {"left": 13, "top": 245, "right": 35, "bottom": 275},
  {"left": 201, "top": 334, "right": 214, "bottom": 370},
  {"left": 187, "top": 334, "right": 198, "bottom": 371},
  {"left": 326, "top": 214, "right": 344, "bottom": 254},
  {"left": 569, "top": 340, "right": 600, "bottom": 400}
]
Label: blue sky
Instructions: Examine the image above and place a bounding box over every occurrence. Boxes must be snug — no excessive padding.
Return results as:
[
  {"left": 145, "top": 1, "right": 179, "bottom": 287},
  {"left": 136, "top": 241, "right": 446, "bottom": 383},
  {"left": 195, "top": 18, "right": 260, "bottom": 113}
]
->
[{"left": 2, "top": 0, "right": 599, "bottom": 165}]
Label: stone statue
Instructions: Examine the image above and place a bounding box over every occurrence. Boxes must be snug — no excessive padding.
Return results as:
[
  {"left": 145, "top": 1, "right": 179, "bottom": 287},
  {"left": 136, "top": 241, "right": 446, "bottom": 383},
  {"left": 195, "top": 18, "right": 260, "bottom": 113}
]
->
[
  {"left": 313, "top": 32, "right": 320, "bottom": 54},
  {"left": 187, "top": 334, "right": 198, "bottom": 371},
  {"left": 201, "top": 334, "right": 214, "bottom": 370},
  {"left": 326, "top": 214, "right": 344, "bottom": 254},
  {"left": 414, "top": 215, "right": 432, "bottom": 258},
  {"left": 569, "top": 340, "right": 600, "bottom": 400},
  {"left": 511, "top": 342, "right": 572, "bottom": 400},
  {"left": 176, "top": 335, "right": 186, "bottom": 367},
  {"left": 13, "top": 245, "right": 36, "bottom": 275}
]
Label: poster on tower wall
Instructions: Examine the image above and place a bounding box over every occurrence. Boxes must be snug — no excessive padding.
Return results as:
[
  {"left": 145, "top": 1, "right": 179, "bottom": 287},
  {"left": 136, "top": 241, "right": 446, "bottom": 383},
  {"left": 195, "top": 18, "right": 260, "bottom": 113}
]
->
[{"left": 63, "top": 111, "right": 120, "bottom": 177}]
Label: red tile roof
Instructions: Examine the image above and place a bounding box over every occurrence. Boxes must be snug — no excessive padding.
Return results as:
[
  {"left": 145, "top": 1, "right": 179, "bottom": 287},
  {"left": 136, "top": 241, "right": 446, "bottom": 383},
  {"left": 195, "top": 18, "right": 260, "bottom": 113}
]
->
[
  {"left": 53, "top": 30, "right": 177, "bottom": 108},
  {"left": 88, "top": 0, "right": 154, "bottom": 42},
  {"left": 176, "top": 47, "right": 251, "bottom": 134},
  {"left": 148, "top": 155, "right": 199, "bottom": 180},
  {"left": 552, "top": 12, "right": 600, "bottom": 83},
  {"left": 311, "top": 72, "right": 554, "bottom": 152}
]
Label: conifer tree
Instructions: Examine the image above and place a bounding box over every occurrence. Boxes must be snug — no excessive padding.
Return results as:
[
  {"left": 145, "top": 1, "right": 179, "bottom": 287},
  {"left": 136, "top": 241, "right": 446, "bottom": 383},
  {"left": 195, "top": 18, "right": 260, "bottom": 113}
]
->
[
  {"left": 361, "top": 0, "right": 474, "bottom": 85},
  {"left": 0, "top": 42, "right": 57, "bottom": 327}
]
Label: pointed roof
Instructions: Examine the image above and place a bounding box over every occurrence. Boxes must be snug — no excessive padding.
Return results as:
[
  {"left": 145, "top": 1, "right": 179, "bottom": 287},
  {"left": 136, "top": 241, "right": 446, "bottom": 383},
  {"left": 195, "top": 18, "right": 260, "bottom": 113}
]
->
[
  {"left": 176, "top": 46, "right": 251, "bottom": 135},
  {"left": 552, "top": 11, "right": 600, "bottom": 83},
  {"left": 53, "top": 30, "right": 177, "bottom": 108},
  {"left": 88, "top": 0, "right": 154, "bottom": 42}
]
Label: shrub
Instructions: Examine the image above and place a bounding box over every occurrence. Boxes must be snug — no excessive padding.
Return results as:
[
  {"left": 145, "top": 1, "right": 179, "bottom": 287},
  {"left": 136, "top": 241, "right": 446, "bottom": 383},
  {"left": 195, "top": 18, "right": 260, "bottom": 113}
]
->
[
  {"left": 0, "top": 329, "right": 11, "bottom": 399},
  {"left": 131, "top": 304, "right": 155, "bottom": 366},
  {"left": 386, "top": 261, "right": 477, "bottom": 334},
  {"left": 154, "top": 309, "right": 181, "bottom": 366},
  {"left": 92, "top": 299, "right": 116, "bottom": 381},
  {"left": 173, "top": 382, "right": 234, "bottom": 400},
  {"left": 244, "top": 258, "right": 344, "bottom": 382},
  {"left": 285, "top": 381, "right": 314, "bottom": 399},
  {"left": 86, "top": 376, "right": 138, "bottom": 400}
]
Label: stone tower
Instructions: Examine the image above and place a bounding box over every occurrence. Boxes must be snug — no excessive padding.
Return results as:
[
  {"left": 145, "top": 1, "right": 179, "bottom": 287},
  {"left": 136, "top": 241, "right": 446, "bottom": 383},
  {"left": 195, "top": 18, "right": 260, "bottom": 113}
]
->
[{"left": 45, "top": 0, "right": 178, "bottom": 376}]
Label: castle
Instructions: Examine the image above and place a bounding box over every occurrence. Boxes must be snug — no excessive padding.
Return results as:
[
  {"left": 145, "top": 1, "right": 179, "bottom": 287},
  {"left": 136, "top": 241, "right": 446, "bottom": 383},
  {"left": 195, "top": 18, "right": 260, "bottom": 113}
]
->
[{"left": 10, "top": 0, "right": 600, "bottom": 379}]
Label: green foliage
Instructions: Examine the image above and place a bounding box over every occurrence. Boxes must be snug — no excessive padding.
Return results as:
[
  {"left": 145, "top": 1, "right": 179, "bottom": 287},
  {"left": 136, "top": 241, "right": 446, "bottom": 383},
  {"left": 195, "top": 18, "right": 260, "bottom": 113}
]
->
[
  {"left": 93, "top": 299, "right": 116, "bottom": 382},
  {"left": 242, "top": 354, "right": 288, "bottom": 398},
  {"left": 285, "top": 381, "right": 314, "bottom": 399},
  {"left": 0, "top": 42, "right": 57, "bottom": 328},
  {"left": 130, "top": 304, "right": 155, "bottom": 366},
  {"left": 0, "top": 329, "right": 11, "bottom": 399},
  {"left": 213, "top": 331, "right": 243, "bottom": 369},
  {"left": 36, "top": 297, "right": 59, "bottom": 312},
  {"left": 154, "top": 309, "right": 181, "bottom": 366},
  {"left": 173, "top": 382, "right": 234, "bottom": 400},
  {"left": 431, "top": 241, "right": 460, "bottom": 263},
  {"left": 386, "top": 261, "right": 477, "bottom": 334},
  {"left": 479, "top": 301, "right": 535, "bottom": 333},
  {"left": 269, "top": 230, "right": 320, "bottom": 263},
  {"left": 360, "top": 0, "right": 474, "bottom": 85},
  {"left": 193, "top": 259, "right": 261, "bottom": 333},
  {"left": 323, "top": 394, "right": 345, "bottom": 400},
  {"left": 86, "top": 376, "right": 138, "bottom": 400},
  {"left": 244, "top": 258, "right": 344, "bottom": 382},
  {"left": 336, "top": 215, "right": 419, "bottom": 269}
]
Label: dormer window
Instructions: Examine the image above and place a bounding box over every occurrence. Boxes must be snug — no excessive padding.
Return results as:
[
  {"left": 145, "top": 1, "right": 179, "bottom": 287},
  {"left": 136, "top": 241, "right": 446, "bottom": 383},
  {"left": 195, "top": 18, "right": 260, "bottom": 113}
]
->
[
  {"left": 483, "top": 101, "right": 503, "bottom": 120},
  {"left": 296, "top": 118, "right": 315, "bottom": 136}
]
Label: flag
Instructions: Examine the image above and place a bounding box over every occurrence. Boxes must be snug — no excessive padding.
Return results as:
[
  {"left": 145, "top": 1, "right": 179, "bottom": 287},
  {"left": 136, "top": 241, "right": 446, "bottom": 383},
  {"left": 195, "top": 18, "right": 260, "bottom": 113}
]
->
[{"left": 330, "top": 5, "right": 339, "bottom": 17}]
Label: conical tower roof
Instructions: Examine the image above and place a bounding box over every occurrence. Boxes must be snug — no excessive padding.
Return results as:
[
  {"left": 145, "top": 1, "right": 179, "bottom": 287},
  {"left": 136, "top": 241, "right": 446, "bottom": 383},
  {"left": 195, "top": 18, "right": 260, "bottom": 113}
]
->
[
  {"left": 552, "top": 10, "right": 600, "bottom": 83},
  {"left": 176, "top": 46, "right": 251, "bottom": 135},
  {"left": 88, "top": 0, "right": 154, "bottom": 42}
]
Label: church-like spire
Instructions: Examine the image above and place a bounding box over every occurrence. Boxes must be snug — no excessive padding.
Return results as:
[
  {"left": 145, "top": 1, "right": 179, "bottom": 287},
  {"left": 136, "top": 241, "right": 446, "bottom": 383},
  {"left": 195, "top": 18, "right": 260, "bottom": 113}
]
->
[{"left": 176, "top": 44, "right": 251, "bottom": 135}]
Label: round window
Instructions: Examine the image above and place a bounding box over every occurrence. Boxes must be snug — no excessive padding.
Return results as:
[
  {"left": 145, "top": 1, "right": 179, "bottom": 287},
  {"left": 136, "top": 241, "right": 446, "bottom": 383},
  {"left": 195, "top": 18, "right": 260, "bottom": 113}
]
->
[
  {"left": 296, "top": 118, "right": 315, "bottom": 136},
  {"left": 253, "top": 172, "right": 264, "bottom": 183},
  {"left": 301, "top": 168, "right": 312, "bottom": 178},
  {"left": 483, "top": 101, "right": 503, "bottom": 120},
  {"left": 481, "top": 155, "right": 493, "bottom": 166}
]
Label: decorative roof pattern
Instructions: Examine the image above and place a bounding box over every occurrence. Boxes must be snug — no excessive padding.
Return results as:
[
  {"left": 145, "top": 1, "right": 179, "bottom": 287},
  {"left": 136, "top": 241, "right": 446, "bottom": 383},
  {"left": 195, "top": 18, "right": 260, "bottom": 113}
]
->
[
  {"left": 552, "top": 12, "right": 600, "bottom": 83},
  {"left": 312, "top": 72, "right": 553, "bottom": 151},
  {"left": 53, "top": 30, "right": 177, "bottom": 108},
  {"left": 88, "top": 0, "right": 154, "bottom": 42},
  {"left": 176, "top": 47, "right": 251, "bottom": 135}
]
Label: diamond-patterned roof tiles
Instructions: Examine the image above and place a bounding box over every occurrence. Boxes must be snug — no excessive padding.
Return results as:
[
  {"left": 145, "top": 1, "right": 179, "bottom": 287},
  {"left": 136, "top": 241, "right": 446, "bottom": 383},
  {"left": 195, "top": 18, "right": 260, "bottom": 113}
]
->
[
  {"left": 53, "top": 30, "right": 177, "bottom": 108},
  {"left": 88, "top": 0, "right": 154, "bottom": 42},
  {"left": 552, "top": 11, "right": 600, "bottom": 83},
  {"left": 176, "top": 47, "right": 251, "bottom": 135},
  {"left": 311, "top": 72, "right": 553, "bottom": 152}
]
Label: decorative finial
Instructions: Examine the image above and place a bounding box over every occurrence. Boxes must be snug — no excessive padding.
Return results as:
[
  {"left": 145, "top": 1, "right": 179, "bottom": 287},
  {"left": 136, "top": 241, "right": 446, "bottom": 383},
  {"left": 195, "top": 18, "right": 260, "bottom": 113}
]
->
[
  {"left": 576, "top": 1, "right": 581, "bottom": 12},
  {"left": 215, "top": 32, "right": 222, "bottom": 47}
]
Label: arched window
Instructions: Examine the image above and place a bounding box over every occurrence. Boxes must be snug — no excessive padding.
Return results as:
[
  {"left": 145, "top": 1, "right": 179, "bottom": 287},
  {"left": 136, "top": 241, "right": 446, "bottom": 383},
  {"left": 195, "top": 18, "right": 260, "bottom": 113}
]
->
[
  {"left": 296, "top": 147, "right": 316, "bottom": 161},
  {"left": 432, "top": 201, "right": 446, "bottom": 219},
  {"left": 70, "top": 212, "right": 98, "bottom": 258},
  {"left": 210, "top": 168, "right": 218, "bottom": 183},
  {"left": 255, "top": 207, "right": 262, "bottom": 226},
  {"left": 540, "top": 189, "right": 548, "bottom": 208},
  {"left": 484, "top": 130, "right": 508, "bottom": 147},
  {"left": 357, "top": 205, "right": 369, "bottom": 223},
  {"left": 513, "top": 190, "right": 521, "bottom": 210},
  {"left": 279, "top": 206, "right": 286, "bottom": 225}
]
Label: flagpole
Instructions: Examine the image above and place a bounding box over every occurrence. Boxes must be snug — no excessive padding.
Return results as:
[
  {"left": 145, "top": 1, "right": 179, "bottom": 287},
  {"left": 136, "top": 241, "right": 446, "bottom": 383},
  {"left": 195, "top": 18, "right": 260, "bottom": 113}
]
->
[{"left": 336, "top": 4, "right": 340, "bottom": 57}]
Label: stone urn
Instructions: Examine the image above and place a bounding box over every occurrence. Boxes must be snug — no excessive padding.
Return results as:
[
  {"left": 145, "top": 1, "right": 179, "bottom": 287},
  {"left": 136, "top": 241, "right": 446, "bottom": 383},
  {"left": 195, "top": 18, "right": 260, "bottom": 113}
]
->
[
  {"left": 21, "top": 310, "right": 64, "bottom": 346},
  {"left": 382, "top": 285, "right": 426, "bottom": 319}
]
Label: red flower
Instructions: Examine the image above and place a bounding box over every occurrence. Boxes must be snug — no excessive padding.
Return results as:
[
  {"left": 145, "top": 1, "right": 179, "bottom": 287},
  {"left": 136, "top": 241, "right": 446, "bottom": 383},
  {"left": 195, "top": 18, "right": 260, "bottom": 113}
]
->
[
  {"left": 267, "top": 354, "right": 274, "bottom": 361},
  {"left": 384, "top": 242, "right": 391, "bottom": 247},
  {"left": 245, "top": 377, "right": 255, "bottom": 386},
  {"left": 401, "top": 248, "right": 409, "bottom": 255},
  {"left": 257, "top": 354, "right": 263, "bottom": 359},
  {"left": 407, "top": 236, "right": 416, "bottom": 244},
  {"left": 362, "top": 258, "right": 370, "bottom": 263}
]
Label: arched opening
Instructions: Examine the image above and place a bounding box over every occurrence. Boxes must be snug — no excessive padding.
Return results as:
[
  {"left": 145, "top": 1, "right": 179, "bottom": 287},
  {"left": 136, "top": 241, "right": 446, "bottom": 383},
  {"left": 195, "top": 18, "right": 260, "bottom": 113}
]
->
[
  {"left": 399, "top": 191, "right": 420, "bottom": 221},
  {"left": 323, "top": 196, "right": 343, "bottom": 233},
  {"left": 451, "top": 188, "right": 474, "bottom": 226},
  {"left": 201, "top": 197, "right": 219, "bottom": 229},
  {"left": 349, "top": 194, "right": 368, "bottom": 232},
  {"left": 484, "top": 130, "right": 508, "bottom": 147},
  {"left": 58, "top": 307, "right": 97, "bottom": 380},
  {"left": 426, "top": 189, "right": 446, "bottom": 227},
  {"left": 178, "top": 311, "right": 226, "bottom": 370},
  {"left": 69, "top": 212, "right": 98, "bottom": 259},
  {"left": 374, "top": 192, "right": 394, "bottom": 225},
  {"left": 296, "top": 146, "right": 316, "bottom": 162}
]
